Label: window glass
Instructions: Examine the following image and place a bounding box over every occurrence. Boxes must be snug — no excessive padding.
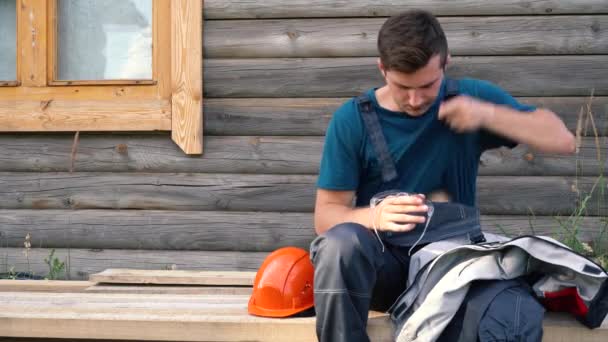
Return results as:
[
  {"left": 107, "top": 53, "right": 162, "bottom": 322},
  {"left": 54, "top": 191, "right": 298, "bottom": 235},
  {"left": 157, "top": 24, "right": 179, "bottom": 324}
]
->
[
  {"left": 0, "top": 0, "right": 17, "bottom": 81},
  {"left": 57, "top": 0, "right": 153, "bottom": 80}
]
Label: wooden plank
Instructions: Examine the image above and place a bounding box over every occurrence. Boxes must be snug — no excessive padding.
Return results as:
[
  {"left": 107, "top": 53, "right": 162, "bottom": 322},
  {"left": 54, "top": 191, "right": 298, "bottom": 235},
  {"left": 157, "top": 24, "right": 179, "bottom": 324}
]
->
[
  {"left": 0, "top": 291, "right": 391, "bottom": 341},
  {"left": 0, "top": 280, "right": 91, "bottom": 293},
  {"left": 0, "top": 173, "right": 604, "bottom": 215},
  {"left": 204, "top": 0, "right": 608, "bottom": 18},
  {"left": 89, "top": 269, "right": 255, "bottom": 286},
  {"left": 85, "top": 284, "right": 252, "bottom": 295},
  {"left": 0, "top": 339, "right": 174, "bottom": 342},
  {"left": 155, "top": 0, "right": 172, "bottom": 99},
  {"left": 542, "top": 313, "right": 608, "bottom": 342},
  {"left": 204, "top": 97, "right": 608, "bottom": 136},
  {"left": 0, "top": 210, "right": 606, "bottom": 252},
  {"left": 0, "top": 84, "right": 160, "bottom": 100},
  {"left": 205, "top": 16, "right": 608, "bottom": 58},
  {"left": 0, "top": 291, "right": 604, "bottom": 341},
  {"left": 19, "top": 0, "right": 47, "bottom": 87},
  {"left": 0, "top": 100, "right": 171, "bottom": 131},
  {"left": 171, "top": 0, "right": 203, "bottom": 154},
  {"left": 0, "top": 248, "right": 267, "bottom": 280},
  {"left": 0, "top": 134, "right": 605, "bottom": 176},
  {"left": 204, "top": 56, "right": 608, "bottom": 97},
  {"left": 0, "top": 316, "right": 603, "bottom": 342}
]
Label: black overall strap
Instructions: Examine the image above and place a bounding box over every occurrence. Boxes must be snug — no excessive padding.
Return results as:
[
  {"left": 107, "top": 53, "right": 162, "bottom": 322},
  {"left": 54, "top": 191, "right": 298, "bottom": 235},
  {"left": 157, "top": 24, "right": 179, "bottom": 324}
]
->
[
  {"left": 356, "top": 94, "right": 398, "bottom": 183},
  {"left": 444, "top": 77, "right": 460, "bottom": 99},
  {"left": 357, "top": 79, "right": 459, "bottom": 185}
]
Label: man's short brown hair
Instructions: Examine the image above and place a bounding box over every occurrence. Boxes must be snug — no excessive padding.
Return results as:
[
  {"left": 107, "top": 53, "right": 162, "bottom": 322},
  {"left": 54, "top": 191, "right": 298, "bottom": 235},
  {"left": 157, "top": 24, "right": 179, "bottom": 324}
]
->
[{"left": 377, "top": 10, "right": 448, "bottom": 73}]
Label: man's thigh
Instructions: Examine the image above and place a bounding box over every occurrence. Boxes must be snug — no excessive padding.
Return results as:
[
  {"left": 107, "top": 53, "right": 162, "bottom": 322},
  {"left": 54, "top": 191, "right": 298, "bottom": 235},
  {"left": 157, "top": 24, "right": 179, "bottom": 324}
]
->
[{"left": 370, "top": 244, "right": 411, "bottom": 311}]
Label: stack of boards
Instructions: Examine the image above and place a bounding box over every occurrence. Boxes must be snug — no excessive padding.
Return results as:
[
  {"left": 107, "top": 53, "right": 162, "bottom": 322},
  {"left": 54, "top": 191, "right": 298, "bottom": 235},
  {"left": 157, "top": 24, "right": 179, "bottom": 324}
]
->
[{"left": 0, "top": 269, "right": 604, "bottom": 341}]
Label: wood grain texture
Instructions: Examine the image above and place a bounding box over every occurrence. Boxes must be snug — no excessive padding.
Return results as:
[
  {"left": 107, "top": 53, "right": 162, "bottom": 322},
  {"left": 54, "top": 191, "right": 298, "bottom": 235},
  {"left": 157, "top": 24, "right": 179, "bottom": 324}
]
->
[
  {"left": 19, "top": 0, "right": 47, "bottom": 87},
  {"left": 0, "top": 291, "right": 392, "bottom": 341},
  {"left": 154, "top": 0, "right": 172, "bottom": 99},
  {"left": 0, "top": 292, "right": 603, "bottom": 341},
  {"left": 0, "top": 84, "right": 159, "bottom": 100},
  {"left": 0, "top": 280, "right": 91, "bottom": 293},
  {"left": 205, "top": 16, "right": 608, "bottom": 58},
  {"left": 0, "top": 100, "right": 171, "bottom": 131},
  {"left": 0, "top": 134, "right": 605, "bottom": 176},
  {"left": 203, "top": 0, "right": 608, "bottom": 19},
  {"left": 0, "top": 210, "right": 605, "bottom": 251},
  {"left": 0, "top": 173, "right": 603, "bottom": 215},
  {"left": 171, "top": 0, "right": 203, "bottom": 154},
  {"left": 204, "top": 57, "right": 608, "bottom": 97},
  {"left": 0, "top": 248, "right": 267, "bottom": 280},
  {"left": 90, "top": 269, "right": 255, "bottom": 286},
  {"left": 203, "top": 97, "right": 607, "bottom": 136},
  {"left": 85, "top": 284, "right": 253, "bottom": 295}
]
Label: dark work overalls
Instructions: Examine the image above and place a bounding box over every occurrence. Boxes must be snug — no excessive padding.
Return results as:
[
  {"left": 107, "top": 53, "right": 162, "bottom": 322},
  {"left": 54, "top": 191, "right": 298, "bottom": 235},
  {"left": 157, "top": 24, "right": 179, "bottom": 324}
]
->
[{"left": 310, "top": 79, "right": 543, "bottom": 342}]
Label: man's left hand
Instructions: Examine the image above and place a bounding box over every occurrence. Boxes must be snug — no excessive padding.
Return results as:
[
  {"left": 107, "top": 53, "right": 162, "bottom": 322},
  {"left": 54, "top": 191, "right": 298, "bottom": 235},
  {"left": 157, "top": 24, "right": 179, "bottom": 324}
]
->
[{"left": 438, "top": 95, "right": 494, "bottom": 132}]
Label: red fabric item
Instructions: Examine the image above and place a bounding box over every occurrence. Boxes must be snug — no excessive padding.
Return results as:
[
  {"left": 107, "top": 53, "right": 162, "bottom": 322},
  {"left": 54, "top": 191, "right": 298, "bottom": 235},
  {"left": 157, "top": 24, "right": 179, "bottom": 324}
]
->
[{"left": 542, "top": 287, "right": 589, "bottom": 317}]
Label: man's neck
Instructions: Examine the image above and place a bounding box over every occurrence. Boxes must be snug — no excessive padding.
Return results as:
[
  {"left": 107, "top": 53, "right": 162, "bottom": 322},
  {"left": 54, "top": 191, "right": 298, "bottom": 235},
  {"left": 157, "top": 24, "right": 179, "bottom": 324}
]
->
[{"left": 374, "top": 86, "right": 402, "bottom": 112}]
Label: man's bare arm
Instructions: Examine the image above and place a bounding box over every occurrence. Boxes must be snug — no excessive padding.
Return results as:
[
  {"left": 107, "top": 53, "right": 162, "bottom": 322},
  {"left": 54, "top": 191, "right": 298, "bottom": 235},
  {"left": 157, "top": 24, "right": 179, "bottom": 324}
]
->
[
  {"left": 439, "top": 96, "right": 575, "bottom": 154},
  {"left": 314, "top": 189, "right": 371, "bottom": 235}
]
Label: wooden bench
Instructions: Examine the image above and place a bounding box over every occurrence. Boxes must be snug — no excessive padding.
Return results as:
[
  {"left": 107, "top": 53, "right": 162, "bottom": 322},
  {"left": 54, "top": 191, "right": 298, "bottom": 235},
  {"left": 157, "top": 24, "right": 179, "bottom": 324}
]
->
[{"left": 0, "top": 269, "right": 606, "bottom": 342}]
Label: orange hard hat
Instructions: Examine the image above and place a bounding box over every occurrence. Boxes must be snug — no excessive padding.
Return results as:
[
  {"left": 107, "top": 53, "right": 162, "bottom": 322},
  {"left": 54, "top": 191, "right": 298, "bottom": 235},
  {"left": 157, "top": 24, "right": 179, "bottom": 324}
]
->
[{"left": 248, "top": 246, "right": 314, "bottom": 317}]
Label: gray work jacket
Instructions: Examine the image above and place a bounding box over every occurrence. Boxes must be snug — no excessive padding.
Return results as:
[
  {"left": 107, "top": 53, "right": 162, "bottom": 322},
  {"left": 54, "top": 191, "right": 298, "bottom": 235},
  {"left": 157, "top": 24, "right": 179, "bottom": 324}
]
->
[{"left": 390, "top": 233, "right": 608, "bottom": 342}]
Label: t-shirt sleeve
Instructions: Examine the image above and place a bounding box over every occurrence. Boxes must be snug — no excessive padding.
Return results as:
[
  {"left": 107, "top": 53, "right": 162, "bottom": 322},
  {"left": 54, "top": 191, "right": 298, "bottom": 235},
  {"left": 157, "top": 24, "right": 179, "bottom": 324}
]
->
[
  {"left": 316, "top": 100, "right": 363, "bottom": 190},
  {"left": 473, "top": 79, "right": 537, "bottom": 152}
]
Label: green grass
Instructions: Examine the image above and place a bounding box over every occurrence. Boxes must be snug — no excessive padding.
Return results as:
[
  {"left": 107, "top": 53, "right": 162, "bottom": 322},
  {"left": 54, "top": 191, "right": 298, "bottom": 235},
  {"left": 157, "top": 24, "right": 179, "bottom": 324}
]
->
[
  {"left": 548, "top": 93, "right": 607, "bottom": 269},
  {"left": 496, "top": 93, "right": 608, "bottom": 269}
]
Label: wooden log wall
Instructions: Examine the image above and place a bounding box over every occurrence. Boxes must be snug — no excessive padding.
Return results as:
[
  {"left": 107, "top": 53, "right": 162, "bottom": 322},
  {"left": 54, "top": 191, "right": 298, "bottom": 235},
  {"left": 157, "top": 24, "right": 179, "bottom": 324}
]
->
[{"left": 1, "top": 0, "right": 607, "bottom": 279}]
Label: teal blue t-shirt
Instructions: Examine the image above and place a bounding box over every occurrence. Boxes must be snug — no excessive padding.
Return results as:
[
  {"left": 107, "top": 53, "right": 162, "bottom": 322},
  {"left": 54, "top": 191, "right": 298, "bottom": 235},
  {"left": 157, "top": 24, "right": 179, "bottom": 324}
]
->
[{"left": 316, "top": 78, "right": 536, "bottom": 207}]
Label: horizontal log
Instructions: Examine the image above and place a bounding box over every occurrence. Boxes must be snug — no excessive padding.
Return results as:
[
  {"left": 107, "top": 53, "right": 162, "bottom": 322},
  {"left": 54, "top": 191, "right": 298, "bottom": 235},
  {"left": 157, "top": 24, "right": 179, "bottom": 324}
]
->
[
  {"left": 204, "top": 97, "right": 607, "bottom": 136},
  {"left": 0, "top": 134, "right": 605, "bottom": 176},
  {"left": 205, "top": 16, "right": 608, "bottom": 58},
  {"left": 0, "top": 135, "right": 323, "bottom": 174},
  {"left": 204, "top": 57, "right": 608, "bottom": 97},
  {"left": 204, "top": 0, "right": 608, "bottom": 19},
  {"left": 0, "top": 173, "right": 316, "bottom": 212},
  {"left": 0, "top": 210, "right": 605, "bottom": 252},
  {"left": 478, "top": 138, "right": 608, "bottom": 176},
  {"left": 0, "top": 210, "right": 314, "bottom": 251},
  {"left": 0, "top": 173, "right": 604, "bottom": 215},
  {"left": 0, "top": 248, "right": 267, "bottom": 280}
]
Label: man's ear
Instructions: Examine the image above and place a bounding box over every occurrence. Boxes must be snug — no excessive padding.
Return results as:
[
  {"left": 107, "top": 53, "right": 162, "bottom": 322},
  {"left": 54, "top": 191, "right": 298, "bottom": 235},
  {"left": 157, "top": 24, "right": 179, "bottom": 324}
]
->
[
  {"left": 377, "top": 58, "right": 387, "bottom": 78},
  {"left": 444, "top": 54, "right": 451, "bottom": 70}
]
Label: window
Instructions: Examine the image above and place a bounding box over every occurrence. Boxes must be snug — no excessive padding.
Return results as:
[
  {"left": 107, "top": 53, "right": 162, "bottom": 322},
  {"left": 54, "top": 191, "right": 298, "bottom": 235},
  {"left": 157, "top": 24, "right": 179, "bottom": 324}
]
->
[
  {"left": 55, "top": 0, "right": 154, "bottom": 82},
  {"left": 0, "top": 0, "right": 202, "bottom": 154},
  {"left": 0, "top": 0, "right": 17, "bottom": 85}
]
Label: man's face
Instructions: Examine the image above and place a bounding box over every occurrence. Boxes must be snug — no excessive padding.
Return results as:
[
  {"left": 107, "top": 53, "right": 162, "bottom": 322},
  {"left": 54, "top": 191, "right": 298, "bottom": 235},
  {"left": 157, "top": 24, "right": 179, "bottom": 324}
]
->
[{"left": 379, "top": 54, "right": 445, "bottom": 116}]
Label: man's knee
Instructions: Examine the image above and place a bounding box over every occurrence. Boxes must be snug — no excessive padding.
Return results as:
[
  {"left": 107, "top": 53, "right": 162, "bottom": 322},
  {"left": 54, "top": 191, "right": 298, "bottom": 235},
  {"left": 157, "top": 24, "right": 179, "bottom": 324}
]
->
[{"left": 310, "top": 222, "right": 379, "bottom": 268}]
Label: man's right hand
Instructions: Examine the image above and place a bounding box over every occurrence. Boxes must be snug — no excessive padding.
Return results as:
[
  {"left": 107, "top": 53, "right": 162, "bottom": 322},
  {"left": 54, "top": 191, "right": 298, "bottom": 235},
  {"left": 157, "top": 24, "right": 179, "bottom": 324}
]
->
[{"left": 371, "top": 194, "right": 428, "bottom": 232}]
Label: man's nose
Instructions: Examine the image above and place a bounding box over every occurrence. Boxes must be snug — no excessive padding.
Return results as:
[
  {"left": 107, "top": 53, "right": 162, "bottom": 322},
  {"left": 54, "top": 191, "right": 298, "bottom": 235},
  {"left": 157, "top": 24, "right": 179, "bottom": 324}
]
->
[{"left": 407, "top": 90, "right": 423, "bottom": 108}]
